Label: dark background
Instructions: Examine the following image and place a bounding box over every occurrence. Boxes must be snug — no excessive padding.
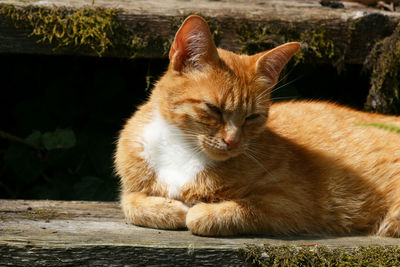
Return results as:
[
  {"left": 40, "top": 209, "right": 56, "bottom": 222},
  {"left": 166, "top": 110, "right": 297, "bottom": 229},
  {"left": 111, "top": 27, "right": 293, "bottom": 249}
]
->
[{"left": 0, "top": 54, "right": 370, "bottom": 201}]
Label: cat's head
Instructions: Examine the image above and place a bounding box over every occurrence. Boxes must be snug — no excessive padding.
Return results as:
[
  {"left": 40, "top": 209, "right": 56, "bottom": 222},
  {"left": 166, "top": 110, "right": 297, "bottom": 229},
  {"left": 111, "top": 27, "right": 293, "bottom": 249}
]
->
[{"left": 153, "top": 15, "right": 299, "bottom": 161}]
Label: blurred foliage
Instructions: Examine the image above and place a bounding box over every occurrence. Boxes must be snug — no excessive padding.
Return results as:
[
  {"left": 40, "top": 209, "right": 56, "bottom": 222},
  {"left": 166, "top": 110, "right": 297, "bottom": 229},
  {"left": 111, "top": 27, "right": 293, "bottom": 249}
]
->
[{"left": 0, "top": 54, "right": 167, "bottom": 201}]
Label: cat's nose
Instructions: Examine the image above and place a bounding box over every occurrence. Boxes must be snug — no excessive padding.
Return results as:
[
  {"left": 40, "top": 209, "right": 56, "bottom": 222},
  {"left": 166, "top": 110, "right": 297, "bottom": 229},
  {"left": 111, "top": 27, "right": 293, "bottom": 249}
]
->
[
  {"left": 223, "top": 123, "right": 240, "bottom": 150},
  {"left": 223, "top": 136, "right": 239, "bottom": 150}
]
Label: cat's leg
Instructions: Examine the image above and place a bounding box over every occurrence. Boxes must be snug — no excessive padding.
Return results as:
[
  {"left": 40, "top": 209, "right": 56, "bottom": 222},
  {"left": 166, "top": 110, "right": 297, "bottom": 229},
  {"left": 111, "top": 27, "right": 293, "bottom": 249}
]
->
[
  {"left": 186, "top": 198, "right": 301, "bottom": 236},
  {"left": 376, "top": 178, "right": 400, "bottom": 237},
  {"left": 376, "top": 203, "right": 400, "bottom": 237},
  {"left": 186, "top": 200, "right": 269, "bottom": 236},
  {"left": 121, "top": 191, "right": 188, "bottom": 229},
  {"left": 186, "top": 196, "right": 320, "bottom": 236}
]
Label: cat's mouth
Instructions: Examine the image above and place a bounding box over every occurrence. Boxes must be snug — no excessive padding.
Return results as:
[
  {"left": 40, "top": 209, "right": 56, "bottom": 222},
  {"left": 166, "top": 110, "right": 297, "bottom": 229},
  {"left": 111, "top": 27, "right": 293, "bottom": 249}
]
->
[
  {"left": 204, "top": 149, "right": 232, "bottom": 161},
  {"left": 199, "top": 136, "right": 242, "bottom": 161}
]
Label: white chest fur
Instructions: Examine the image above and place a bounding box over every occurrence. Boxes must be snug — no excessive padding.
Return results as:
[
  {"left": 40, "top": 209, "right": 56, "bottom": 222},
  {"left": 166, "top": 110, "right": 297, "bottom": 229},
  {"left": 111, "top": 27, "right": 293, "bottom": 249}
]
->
[{"left": 140, "top": 112, "right": 210, "bottom": 198}]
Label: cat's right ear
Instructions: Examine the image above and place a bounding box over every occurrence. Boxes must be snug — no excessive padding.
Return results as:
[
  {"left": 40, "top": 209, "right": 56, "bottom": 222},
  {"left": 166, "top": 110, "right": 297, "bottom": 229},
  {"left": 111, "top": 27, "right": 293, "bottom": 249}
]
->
[
  {"left": 169, "top": 15, "right": 219, "bottom": 72},
  {"left": 255, "top": 42, "right": 300, "bottom": 85}
]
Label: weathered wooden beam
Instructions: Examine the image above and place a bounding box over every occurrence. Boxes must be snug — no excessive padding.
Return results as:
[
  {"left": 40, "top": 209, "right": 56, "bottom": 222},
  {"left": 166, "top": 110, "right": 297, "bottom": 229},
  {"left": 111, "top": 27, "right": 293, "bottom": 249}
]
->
[
  {"left": 0, "top": 0, "right": 400, "bottom": 64},
  {"left": 1, "top": 200, "right": 399, "bottom": 266}
]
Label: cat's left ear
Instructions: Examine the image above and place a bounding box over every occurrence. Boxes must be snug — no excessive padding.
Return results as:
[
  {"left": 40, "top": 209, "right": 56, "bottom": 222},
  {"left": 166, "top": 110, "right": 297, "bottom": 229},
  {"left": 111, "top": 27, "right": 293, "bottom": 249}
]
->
[
  {"left": 255, "top": 42, "right": 300, "bottom": 85},
  {"left": 169, "top": 15, "right": 219, "bottom": 72}
]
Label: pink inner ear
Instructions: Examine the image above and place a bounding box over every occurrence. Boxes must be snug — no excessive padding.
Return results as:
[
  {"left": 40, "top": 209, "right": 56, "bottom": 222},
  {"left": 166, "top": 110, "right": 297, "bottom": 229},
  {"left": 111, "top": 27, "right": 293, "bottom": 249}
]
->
[
  {"left": 169, "top": 34, "right": 188, "bottom": 71},
  {"left": 169, "top": 24, "right": 188, "bottom": 61},
  {"left": 256, "top": 42, "right": 301, "bottom": 83},
  {"left": 169, "top": 41, "right": 177, "bottom": 61},
  {"left": 169, "top": 15, "right": 219, "bottom": 72}
]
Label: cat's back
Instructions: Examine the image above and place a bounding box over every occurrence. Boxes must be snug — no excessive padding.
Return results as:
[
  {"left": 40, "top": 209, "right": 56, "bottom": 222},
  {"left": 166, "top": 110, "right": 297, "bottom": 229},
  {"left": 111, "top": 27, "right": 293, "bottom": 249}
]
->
[
  {"left": 268, "top": 101, "right": 400, "bottom": 137},
  {"left": 268, "top": 101, "right": 400, "bottom": 181},
  {"left": 268, "top": 100, "right": 400, "bottom": 145}
]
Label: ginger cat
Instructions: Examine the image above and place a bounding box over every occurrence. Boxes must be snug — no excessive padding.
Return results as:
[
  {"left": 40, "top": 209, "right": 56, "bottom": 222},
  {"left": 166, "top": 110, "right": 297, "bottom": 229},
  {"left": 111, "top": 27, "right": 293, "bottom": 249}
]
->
[{"left": 115, "top": 15, "right": 400, "bottom": 237}]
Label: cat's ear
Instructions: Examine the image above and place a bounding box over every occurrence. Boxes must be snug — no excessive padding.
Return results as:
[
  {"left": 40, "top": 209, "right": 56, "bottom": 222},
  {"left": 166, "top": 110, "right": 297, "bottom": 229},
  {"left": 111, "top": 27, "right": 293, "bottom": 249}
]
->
[
  {"left": 255, "top": 42, "right": 300, "bottom": 84},
  {"left": 169, "top": 15, "right": 219, "bottom": 72}
]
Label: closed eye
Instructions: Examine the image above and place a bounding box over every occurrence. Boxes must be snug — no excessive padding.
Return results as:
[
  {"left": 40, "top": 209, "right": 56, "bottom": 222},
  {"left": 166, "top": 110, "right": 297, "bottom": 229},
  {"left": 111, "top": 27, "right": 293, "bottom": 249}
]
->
[
  {"left": 205, "top": 102, "right": 222, "bottom": 116},
  {"left": 245, "top": 113, "right": 260, "bottom": 121}
]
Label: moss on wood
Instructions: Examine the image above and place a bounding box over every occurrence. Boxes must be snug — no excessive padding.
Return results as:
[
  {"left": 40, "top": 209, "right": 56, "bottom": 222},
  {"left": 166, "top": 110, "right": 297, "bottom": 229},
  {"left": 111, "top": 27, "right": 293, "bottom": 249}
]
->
[
  {"left": 24, "top": 207, "right": 72, "bottom": 221},
  {"left": 0, "top": 4, "right": 223, "bottom": 58},
  {"left": 1, "top": 3, "right": 400, "bottom": 116},
  {"left": 296, "top": 27, "right": 336, "bottom": 65},
  {"left": 236, "top": 23, "right": 337, "bottom": 66},
  {"left": 237, "top": 22, "right": 285, "bottom": 53},
  {"left": 238, "top": 244, "right": 400, "bottom": 266},
  {"left": 364, "top": 23, "right": 400, "bottom": 115},
  {"left": 0, "top": 4, "right": 154, "bottom": 57},
  {"left": 235, "top": 17, "right": 400, "bottom": 115}
]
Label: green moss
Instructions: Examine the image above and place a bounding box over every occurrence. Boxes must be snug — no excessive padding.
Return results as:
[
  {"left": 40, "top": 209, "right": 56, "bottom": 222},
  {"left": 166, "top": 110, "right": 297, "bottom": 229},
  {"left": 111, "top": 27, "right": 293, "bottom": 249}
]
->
[
  {"left": 237, "top": 22, "right": 289, "bottom": 54},
  {"left": 364, "top": 23, "right": 400, "bottom": 114},
  {"left": 0, "top": 4, "right": 150, "bottom": 57},
  {"left": 236, "top": 23, "right": 337, "bottom": 65},
  {"left": 25, "top": 208, "right": 63, "bottom": 221},
  {"left": 238, "top": 245, "right": 400, "bottom": 266},
  {"left": 0, "top": 4, "right": 225, "bottom": 58},
  {"left": 24, "top": 207, "right": 76, "bottom": 221},
  {"left": 296, "top": 27, "right": 336, "bottom": 65},
  {"left": 355, "top": 122, "right": 400, "bottom": 133}
]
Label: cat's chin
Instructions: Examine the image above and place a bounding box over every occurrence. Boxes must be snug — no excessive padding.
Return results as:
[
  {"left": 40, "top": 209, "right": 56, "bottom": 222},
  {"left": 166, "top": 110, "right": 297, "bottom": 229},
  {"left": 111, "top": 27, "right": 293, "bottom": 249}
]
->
[{"left": 203, "top": 149, "right": 241, "bottom": 162}]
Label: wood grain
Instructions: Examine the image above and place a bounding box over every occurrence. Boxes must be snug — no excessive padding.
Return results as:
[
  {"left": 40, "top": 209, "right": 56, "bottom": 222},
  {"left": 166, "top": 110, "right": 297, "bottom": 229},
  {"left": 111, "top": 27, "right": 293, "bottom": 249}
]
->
[
  {"left": 0, "top": 0, "right": 400, "bottom": 63},
  {"left": 1, "top": 199, "right": 399, "bottom": 266}
]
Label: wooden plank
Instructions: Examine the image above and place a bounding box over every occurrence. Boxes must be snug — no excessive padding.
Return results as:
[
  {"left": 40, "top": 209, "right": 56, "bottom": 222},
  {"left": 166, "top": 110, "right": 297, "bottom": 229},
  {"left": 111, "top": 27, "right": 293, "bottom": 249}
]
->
[
  {"left": 0, "top": 0, "right": 400, "bottom": 63},
  {"left": 1, "top": 199, "right": 399, "bottom": 266}
]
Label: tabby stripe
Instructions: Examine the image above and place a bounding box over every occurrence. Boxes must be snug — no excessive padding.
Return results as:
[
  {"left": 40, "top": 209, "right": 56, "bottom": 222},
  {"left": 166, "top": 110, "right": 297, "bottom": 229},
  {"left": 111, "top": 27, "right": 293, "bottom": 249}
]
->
[{"left": 172, "top": 98, "right": 202, "bottom": 106}]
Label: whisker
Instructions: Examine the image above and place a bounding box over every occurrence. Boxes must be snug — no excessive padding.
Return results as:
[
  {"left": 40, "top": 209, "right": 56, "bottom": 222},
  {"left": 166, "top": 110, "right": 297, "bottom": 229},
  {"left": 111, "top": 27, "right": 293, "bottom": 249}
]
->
[
  {"left": 246, "top": 149, "right": 272, "bottom": 158},
  {"left": 244, "top": 151, "right": 264, "bottom": 169},
  {"left": 255, "top": 86, "right": 274, "bottom": 101},
  {"left": 269, "top": 75, "right": 303, "bottom": 95},
  {"left": 167, "top": 130, "right": 199, "bottom": 137},
  {"left": 247, "top": 141, "right": 283, "bottom": 150},
  {"left": 255, "top": 76, "right": 299, "bottom": 103},
  {"left": 255, "top": 71, "right": 298, "bottom": 102},
  {"left": 243, "top": 150, "right": 276, "bottom": 181},
  {"left": 275, "top": 66, "right": 297, "bottom": 87},
  {"left": 268, "top": 96, "right": 298, "bottom": 102},
  {"left": 168, "top": 133, "right": 198, "bottom": 139}
]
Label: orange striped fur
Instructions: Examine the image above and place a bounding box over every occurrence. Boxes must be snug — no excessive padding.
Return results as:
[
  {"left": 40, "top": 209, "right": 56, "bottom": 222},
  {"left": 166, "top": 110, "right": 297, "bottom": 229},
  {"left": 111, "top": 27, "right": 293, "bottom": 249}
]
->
[{"left": 115, "top": 15, "right": 400, "bottom": 236}]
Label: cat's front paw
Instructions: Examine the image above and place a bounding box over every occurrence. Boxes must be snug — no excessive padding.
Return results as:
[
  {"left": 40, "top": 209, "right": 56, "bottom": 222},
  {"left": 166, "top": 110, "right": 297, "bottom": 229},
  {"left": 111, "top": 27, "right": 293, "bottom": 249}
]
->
[
  {"left": 186, "top": 202, "right": 241, "bottom": 236},
  {"left": 186, "top": 203, "right": 216, "bottom": 236},
  {"left": 122, "top": 192, "right": 188, "bottom": 230}
]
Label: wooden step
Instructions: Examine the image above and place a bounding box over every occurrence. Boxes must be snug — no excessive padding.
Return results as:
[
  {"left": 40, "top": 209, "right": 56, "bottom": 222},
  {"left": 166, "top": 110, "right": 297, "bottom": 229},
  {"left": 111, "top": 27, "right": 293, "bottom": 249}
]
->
[
  {"left": 1, "top": 199, "right": 399, "bottom": 266},
  {"left": 1, "top": 0, "right": 400, "bottom": 64}
]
